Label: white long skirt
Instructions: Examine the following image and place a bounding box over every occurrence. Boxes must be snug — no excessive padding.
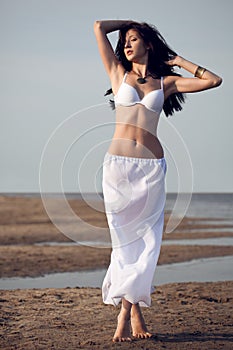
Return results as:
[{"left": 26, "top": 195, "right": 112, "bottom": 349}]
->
[{"left": 102, "top": 152, "right": 167, "bottom": 307}]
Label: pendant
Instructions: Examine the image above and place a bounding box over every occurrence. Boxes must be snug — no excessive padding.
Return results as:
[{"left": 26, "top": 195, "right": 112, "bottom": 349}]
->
[{"left": 137, "top": 77, "right": 147, "bottom": 84}]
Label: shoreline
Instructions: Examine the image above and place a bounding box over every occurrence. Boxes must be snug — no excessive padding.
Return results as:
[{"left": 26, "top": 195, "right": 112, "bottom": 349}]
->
[
  {"left": 0, "top": 195, "right": 233, "bottom": 279},
  {"left": 1, "top": 244, "right": 233, "bottom": 279},
  {"left": 1, "top": 256, "right": 233, "bottom": 291}
]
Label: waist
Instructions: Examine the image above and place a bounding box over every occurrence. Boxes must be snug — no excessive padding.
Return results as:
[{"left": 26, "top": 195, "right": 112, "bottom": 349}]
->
[
  {"left": 112, "top": 125, "right": 157, "bottom": 143},
  {"left": 108, "top": 134, "right": 164, "bottom": 159},
  {"left": 104, "top": 151, "right": 166, "bottom": 164},
  {"left": 111, "top": 105, "right": 163, "bottom": 158}
]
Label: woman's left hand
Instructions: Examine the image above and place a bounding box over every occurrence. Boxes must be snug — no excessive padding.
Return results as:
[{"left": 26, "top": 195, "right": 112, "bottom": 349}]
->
[{"left": 165, "top": 55, "right": 182, "bottom": 67}]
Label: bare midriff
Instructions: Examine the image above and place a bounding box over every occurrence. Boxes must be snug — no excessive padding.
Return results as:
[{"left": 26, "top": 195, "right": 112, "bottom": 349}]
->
[{"left": 108, "top": 104, "right": 164, "bottom": 159}]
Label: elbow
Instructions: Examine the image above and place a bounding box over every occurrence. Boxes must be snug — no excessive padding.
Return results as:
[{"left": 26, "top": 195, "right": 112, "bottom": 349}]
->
[
  {"left": 93, "top": 20, "right": 99, "bottom": 32},
  {"left": 94, "top": 20, "right": 102, "bottom": 32},
  {"left": 213, "top": 76, "right": 223, "bottom": 88},
  {"left": 216, "top": 76, "right": 223, "bottom": 87}
]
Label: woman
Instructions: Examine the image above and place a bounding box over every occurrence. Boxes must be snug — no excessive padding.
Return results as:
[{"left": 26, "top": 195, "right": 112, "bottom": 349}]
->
[{"left": 94, "top": 20, "right": 222, "bottom": 342}]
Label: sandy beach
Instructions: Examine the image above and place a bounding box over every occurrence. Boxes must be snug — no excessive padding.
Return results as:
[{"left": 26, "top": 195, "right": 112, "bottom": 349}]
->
[{"left": 0, "top": 195, "right": 232, "bottom": 349}]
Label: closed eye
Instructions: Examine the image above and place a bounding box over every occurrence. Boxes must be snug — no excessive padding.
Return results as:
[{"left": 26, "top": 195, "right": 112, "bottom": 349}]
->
[{"left": 124, "top": 36, "right": 138, "bottom": 46}]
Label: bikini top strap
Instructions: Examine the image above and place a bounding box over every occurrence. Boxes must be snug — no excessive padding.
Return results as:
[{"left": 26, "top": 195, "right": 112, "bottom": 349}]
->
[
  {"left": 123, "top": 71, "right": 128, "bottom": 83},
  {"left": 160, "top": 76, "right": 164, "bottom": 90},
  {"left": 123, "top": 72, "right": 128, "bottom": 82}
]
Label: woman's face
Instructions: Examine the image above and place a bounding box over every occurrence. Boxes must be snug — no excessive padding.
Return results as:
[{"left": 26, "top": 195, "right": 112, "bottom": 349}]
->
[{"left": 124, "top": 29, "right": 148, "bottom": 62}]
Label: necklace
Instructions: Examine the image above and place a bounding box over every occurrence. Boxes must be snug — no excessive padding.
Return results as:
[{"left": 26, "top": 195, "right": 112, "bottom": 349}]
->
[{"left": 132, "top": 70, "right": 151, "bottom": 84}]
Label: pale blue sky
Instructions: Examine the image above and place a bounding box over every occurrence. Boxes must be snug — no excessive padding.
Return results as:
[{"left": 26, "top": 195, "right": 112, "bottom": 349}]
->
[{"left": 1, "top": 0, "right": 232, "bottom": 193}]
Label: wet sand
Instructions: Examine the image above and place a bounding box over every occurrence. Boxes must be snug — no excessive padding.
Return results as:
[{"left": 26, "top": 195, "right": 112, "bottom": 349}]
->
[
  {"left": 1, "top": 244, "right": 233, "bottom": 278},
  {"left": 0, "top": 195, "right": 232, "bottom": 349}
]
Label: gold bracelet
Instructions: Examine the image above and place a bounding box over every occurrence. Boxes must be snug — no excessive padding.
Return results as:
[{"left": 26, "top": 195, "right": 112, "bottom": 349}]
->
[{"left": 194, "top": 66, "right": 206, "bottom": 79}]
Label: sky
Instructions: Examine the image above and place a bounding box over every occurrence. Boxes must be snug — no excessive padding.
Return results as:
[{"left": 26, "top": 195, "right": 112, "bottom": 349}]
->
[{"left": 1, "top": 0, "right": 233, "bottom": 194}]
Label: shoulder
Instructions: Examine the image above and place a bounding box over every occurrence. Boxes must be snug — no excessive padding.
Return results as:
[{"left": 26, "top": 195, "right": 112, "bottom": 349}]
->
[
  {"left": 163, "top": 75, "right": 183, "bottom": 98},
  {"left": 163, "top": 75, "right": 180, "bottom": 84}
]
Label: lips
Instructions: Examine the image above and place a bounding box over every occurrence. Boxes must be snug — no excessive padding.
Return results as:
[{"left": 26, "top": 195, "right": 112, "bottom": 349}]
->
[{"left": 126, "top": 50, "right": 133, "bottom": 56}]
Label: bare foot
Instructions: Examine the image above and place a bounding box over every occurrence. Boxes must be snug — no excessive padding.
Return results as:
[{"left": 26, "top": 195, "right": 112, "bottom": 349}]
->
[
  {"left": 112, "top": 311, "right": 132, "bottom": 342},
  {"left": 131, "top": 304, "right": 153, "bottom": 339}
]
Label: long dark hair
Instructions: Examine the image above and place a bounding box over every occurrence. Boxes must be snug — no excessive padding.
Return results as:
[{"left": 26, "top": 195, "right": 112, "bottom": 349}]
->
[{"left": 105, "top": 21, "right": 185, "bottom": 117}]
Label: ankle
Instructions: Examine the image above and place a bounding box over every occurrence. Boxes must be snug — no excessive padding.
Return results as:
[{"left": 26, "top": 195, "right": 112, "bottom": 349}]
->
[
  {"left": 119, "top": 308, "right": 131, "bottom": 321},
  {"left": 120, "top": 299, "right": 132, "bottom": 318},
  {"left": 131, "top": 307, "right": 142, "bottom": 318}
]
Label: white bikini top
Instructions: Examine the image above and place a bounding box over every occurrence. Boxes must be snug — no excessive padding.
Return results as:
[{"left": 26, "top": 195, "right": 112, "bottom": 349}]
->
[{"left": 114, "top": 72, "right": 164, "bottom": 114}]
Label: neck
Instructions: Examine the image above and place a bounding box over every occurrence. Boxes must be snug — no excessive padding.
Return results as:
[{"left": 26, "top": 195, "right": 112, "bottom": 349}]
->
[{"left": 131, "top": 64, "right": 148, "bottom": 78}]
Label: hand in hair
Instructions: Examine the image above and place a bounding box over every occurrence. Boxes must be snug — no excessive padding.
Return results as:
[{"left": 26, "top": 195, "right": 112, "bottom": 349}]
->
[{"left": 165, "top": 55, "right": 181, "bottom": 68}]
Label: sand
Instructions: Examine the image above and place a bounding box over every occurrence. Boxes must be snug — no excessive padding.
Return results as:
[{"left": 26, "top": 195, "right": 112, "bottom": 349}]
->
[
  {"left": 0, "top": 282, "right": 232, "bottom": 349},
  {"left": 0, "top": 195, "right": 232, "bottom": 349}
]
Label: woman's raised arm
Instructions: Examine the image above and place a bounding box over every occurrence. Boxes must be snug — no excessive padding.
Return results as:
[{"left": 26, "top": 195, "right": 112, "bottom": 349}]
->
[
  {"left": 93, "top": 20, "right": 130, "bottom": 79},
  {"left": 165, "top": 55, "right": 222, "bottom": 97}
]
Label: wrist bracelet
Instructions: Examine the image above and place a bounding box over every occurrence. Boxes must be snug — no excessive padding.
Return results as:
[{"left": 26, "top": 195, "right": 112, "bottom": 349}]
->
[{"left": 194, "top": 66, "right": 206, "bottom": 79}]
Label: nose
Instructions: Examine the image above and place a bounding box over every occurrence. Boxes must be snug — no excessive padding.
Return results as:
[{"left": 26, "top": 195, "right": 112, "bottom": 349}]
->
[{"left": 124, "top": 39, "right": 131, "bottom": 48}]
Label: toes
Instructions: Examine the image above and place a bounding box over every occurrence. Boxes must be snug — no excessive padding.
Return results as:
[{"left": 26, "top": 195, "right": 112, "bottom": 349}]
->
[
  {"left": 146, "top": 332, "right": 153, "bottom": 338},
  {"left": 112, "top": 337, "right": 121, "bottom": 342},
  {"left": 123, "top": 337, "right": 132, "bottom": 342},
  {"left": 112, "top": 337, "right": 132, "bottom": 342},
  {"left": 133, "top": 332, "right": 153, "bottom": 339}
]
